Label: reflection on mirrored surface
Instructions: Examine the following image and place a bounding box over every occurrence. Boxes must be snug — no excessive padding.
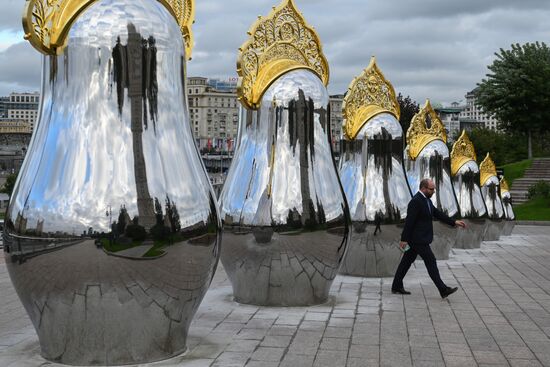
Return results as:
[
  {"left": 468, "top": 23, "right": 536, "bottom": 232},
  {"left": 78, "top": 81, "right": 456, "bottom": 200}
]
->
[
  {"left": 4, "top": 0, "right": 220, "bottom": 365},
  {"left": 404, "top": 139, "right": 460, "bottom": 260},
  {"left": 219, "top": 70, "right": 350, "bottom": 306},
  {"left": 339, "top": 113, "right": 411, "bottom": 277},
  {"left": 452, "top": 161, "right": 488, "bottom": 249}
]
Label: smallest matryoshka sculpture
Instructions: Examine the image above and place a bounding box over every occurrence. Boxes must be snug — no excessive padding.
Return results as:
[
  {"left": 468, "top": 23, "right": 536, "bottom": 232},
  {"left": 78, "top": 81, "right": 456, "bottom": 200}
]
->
[{"left": 500, "top": 177, "right": 516, "bottom": 236}]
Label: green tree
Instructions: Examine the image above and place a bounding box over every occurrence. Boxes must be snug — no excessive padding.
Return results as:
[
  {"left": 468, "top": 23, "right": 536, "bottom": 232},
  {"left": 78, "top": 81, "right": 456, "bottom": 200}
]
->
[
  {"left": 476, "top": 42, "right": 550, "bottom": 159},
  {"left": 466, "top": 128, "right": 527, "bottom": 166},
  {"left": 1, "top": 174, "right": 17, "bottom": 196},
  {"left": 397, "top": 93, "right": 420, "bottom": 134}
]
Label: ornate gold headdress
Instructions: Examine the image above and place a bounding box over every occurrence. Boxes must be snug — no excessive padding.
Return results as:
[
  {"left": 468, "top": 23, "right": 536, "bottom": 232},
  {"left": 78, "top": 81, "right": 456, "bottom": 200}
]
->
[
  {"left": 23, "top": 0, "right": 195, "bottom": 58},
  {"left": 406, "top": 99, "right": 447, "bottom": 160},
  {"left": 450, "top": 130, "right": 477, "bottom": 176},
  {"left": 342, "top": 57, "right": 400, "bottom": 140},
  {"left": 500, "top": 177, "right": 510, "bottom": 194},
  {"left": 237, "top": 0, "right": 329, "bottom": 110},
  {"left": 479, "top": 153, "right": 497, "bottom": 186}
]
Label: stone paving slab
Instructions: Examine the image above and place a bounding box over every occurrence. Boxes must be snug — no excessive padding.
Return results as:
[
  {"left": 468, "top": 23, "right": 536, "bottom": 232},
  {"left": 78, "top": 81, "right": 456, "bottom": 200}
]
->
[{"left": 1, "top": 226, "right": 550, "bottom": 366}]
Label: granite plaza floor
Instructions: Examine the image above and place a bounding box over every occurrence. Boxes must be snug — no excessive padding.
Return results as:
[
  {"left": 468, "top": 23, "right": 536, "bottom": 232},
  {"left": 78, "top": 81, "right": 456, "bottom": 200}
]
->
[{"left": 1, "top": 225, "right": 550, "bottom": 367}]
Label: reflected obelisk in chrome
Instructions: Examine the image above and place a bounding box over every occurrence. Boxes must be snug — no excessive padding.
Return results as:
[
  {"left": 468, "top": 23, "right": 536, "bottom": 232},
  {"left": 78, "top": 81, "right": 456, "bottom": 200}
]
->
[
  {"left": 480, "top": 153, "right": 506, "bottom": 240},
  {"left": 338, "top": 58, "right": 412, "bottom": 277},
  {"left": 219, "top": 0, "right": 350, "bottom": 306},
  {"left": 404, "top": 100, "right": 460, "bottom": 260},
  {"left": 500, "top": 177, "right": 516, "bottom": 236},
  {"left": 450, "top": 131, "right": 488, "bottom": 249},
  {"left": 5, "top": 0, "right": 220, "bottom": 365}
]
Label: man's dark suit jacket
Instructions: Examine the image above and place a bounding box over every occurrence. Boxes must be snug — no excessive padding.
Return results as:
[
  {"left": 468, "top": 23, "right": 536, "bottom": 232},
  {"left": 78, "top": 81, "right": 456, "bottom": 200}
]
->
[{"left": 401, "top": 192, "right": 456, "bottom": 245}]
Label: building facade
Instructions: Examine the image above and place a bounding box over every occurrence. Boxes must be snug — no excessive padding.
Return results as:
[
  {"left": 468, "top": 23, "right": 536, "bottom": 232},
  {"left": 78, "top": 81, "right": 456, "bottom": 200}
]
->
[
  {"left": 460, "top": 88, "right": 500, "bottom": 130},
  {"left": 0, "top": 119, "right": 32, "bottom": 134},
  {"left": 329, "top": 95, "right": 344, "bottom": 153},
  {"left": 434, "top": 102, "right": 463, "bottom": 139},
  {"left": 2, "top": 92, "right": 40, "bottom": 131},
  {"left": 187, "top": 77, "right": 239, "bottom": 152},
  {"left": 187, "top": 77, "right": 343, "bottom": 154}
]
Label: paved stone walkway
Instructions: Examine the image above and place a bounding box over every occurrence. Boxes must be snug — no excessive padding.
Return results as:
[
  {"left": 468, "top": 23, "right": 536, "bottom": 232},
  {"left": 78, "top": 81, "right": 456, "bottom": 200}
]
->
[{"left": 1, "top": 225, "right": 550, "bottom": 367}]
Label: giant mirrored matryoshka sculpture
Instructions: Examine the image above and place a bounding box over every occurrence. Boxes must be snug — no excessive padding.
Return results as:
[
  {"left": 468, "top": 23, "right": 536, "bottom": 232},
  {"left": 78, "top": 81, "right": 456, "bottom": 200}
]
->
[
  {"left": 404, "top": 100, "right": 460, "bottom": 260},
  {"left": 338, "top": 58, "right": 412, "bottom": 277},
  {"left": 218, "top": 0, "right": 350, "bottom": 306},
  {"left": 500, "top": 177, "right": 516, "bottom": 236},
  {"left": 450, "top": 131, "right": 488, "bottom": 249},
  {"left": 4, "top": 0, "right": 221, "bottom": 365},
  {"left": 480, "top": 153, "right": 506, "bottom": 240}
]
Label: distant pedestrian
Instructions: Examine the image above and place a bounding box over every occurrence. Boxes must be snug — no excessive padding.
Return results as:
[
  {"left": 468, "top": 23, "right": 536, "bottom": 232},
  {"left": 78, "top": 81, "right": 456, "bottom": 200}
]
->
[{"left": 392, "top": 178, "right": 466, "bottom": 298}]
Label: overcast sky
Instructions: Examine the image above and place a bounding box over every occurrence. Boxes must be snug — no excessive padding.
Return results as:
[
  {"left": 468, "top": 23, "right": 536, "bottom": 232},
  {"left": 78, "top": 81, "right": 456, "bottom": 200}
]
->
[{"left": 1, "top": 0, "right": 549, "bottom": 104}]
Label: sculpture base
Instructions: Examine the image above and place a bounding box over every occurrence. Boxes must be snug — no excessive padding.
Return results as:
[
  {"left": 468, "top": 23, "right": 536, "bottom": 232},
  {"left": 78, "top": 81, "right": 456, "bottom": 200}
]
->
[
  {"left": 339, "top": 223, "right": 403, "bottom": 277},
  {"left": 454, "top": 218, "right": 487, "bottom": 249},
  {"left": 4, "top": 237, "right": 217, "bottom": 366},
  {"left": 484, "top": 219, "right": 505, "bottom": 241},
  {"left": 220, "top": 229, "right": 346, "bottom": 306},
  {"left": 431, "top": 221, "right": 458, "bottom": 260},
  {"left": 502, "top": 220, "right": 516, "bottom": 236}
]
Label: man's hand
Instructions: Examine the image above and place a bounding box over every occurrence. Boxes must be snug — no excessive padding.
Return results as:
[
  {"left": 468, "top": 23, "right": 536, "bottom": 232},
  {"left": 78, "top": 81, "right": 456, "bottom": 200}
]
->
[
  {"left": 455, "top": 220, "right": 466, "bottom": 228},
  {"left": 399, "top": 241, "right": 409, "bottom": 250}
]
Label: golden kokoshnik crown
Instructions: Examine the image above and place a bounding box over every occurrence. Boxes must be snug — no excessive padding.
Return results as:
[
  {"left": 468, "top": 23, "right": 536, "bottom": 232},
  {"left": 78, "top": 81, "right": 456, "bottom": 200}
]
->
[
  {"left": 22, "top": 0, "right": 195, "bottom": 58},
  {"left": 236, "top": 0, "right": 330, "bottom": 110},
  {"left": 406, "top": 99, "right": 447, "bottom": 160},
  {"left": 450, "top": 130, "right": 477, "bottom": 176},
  {"left": 342, "top": 57, "right": 401, "bottom": 140},
  {"left": 479, "top": 153, "right": 498, "bottom": 187},
  {"left": 500, "top": 177, "right": 510, "bottom": 194}
]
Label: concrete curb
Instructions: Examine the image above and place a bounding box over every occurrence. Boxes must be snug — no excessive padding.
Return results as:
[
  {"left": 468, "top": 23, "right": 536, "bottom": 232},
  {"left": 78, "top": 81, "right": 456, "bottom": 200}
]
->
[{"left": 517, "top": 220, "right": 550, "bottom": 226}]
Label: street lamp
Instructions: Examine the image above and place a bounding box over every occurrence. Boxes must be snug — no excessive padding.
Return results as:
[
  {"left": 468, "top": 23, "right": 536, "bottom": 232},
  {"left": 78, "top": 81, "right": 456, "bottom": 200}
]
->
[{"left": 106, "top": 205, "right": 112, "bottom": 245}]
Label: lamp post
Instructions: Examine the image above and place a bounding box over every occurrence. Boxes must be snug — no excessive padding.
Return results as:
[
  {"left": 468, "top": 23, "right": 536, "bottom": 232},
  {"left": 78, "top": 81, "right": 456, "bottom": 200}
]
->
[{"left": 106, "top": 205, "right": 112, "bottom": 245}]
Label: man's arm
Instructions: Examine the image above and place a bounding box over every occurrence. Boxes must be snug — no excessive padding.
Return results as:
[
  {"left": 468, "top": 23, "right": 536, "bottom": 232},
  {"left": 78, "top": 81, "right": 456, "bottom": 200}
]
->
[
  {"left": 433, "top": 207, "right": 466, "bottom": 228},
  {"left": 400, "top": 199, "right": 420, "bottom": 243}
]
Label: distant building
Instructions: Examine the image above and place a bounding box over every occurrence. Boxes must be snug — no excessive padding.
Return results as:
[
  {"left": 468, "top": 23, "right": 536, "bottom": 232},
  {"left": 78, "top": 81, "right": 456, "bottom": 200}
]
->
[
  {"left": 434, "top": 101, "right": 464, "bottom": 139},
  {"left": 0, "top": 96, "right": 9, "bottom": 118},
  {"left": 4, "top": 92, "right": 40, "bottom": 131},
  {"left": 0, "top": 119, "right": 32, "bottom": 134},
  {"left": 460, "top": 88, "right": 500, "bottom": 131},
  {"left": 329, "top": 95, "right": 344, "bottom": 152},
  {"left": 188, "top": 77, "right": 343, "bottom": 154},
  {"left": 207, "top": 77, "right": 238, "bottom": 93},
  {"left": 187, "top": 77, "right": 240, "bottom": 152}
]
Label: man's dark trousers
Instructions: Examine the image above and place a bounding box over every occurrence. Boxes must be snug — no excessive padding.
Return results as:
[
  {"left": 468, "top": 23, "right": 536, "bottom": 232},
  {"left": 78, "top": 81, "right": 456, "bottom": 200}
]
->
[{"left": 392, "top": 243, "right": 446, "bottom": 292}]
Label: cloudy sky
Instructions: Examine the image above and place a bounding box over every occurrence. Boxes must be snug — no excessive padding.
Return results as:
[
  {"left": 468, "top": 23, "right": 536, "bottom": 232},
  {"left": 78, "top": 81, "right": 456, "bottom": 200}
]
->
[{"left": 0, "top": 0, "right": 549, "bottom": 104}]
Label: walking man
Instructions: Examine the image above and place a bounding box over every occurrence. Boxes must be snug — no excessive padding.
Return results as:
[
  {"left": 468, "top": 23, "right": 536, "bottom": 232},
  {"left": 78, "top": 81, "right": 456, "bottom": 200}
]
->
[{"left": 392, "top": 178, "right": 466, "bottom": 298}]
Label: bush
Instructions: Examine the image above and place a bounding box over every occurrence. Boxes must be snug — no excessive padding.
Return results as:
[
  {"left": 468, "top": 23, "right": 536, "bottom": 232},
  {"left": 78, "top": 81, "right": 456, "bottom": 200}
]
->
[
  {"left": 125, "top": 224, "right": 147, "bottom": 241},
  {"left": 150, "top": 224, "right": 171, "bottom": 241},
  {"left": 528, "top": 181, "right": 550, "bottom": 199}
]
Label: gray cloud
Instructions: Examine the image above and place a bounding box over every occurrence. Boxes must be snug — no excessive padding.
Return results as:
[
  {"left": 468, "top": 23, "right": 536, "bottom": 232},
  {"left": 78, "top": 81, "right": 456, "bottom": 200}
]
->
[
  {"left": 0, "top": 41, "right": 41, "bottom": 95},
  {"left": 1, "top": 0, "right": 550, "bottom": 104}
]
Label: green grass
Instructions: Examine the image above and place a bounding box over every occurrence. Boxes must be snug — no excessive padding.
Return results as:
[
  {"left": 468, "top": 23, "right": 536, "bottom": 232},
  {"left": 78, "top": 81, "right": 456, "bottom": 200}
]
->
[
  {"left": 499, "top": 159, "right": 533, "bottom": 186},
  {"left": 514, "top": 197, "right": 550, "bottom": 221},
  {"left": 101, "top": 238, "right": 143, "bottom": 253}
]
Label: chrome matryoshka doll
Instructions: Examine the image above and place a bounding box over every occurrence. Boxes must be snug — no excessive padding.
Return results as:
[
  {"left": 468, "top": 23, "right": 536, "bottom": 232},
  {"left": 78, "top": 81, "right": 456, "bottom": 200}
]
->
[
  {"left": 338, "top": 58, "right": 412, "bottom": 277},
  {"left": 500, "top": 177, "right": 516, "bottom": 236},
  {"left": 480, "top": 153, "right": 506, "bottom": 240},
  {"left": 218, "top": 0, "right": 350, "bottom": 306},
  {"left": 4, "top": 0, "right": 220, "bottom": 365},
  {"left": 450, "top": 131, "right": 488, "bottom": 249},
  {"left": 404, "top": 100, "right": 460, "bottom": 260}
]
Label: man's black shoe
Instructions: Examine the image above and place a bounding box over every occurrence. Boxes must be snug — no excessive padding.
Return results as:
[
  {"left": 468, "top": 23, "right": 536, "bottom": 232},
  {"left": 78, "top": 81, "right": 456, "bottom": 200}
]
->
[
  {"left": 440, "top": 286, "right": 458, "bottom": 299},
  {"left": 391, "top": 288, "right": 411, "bottom": 295}
]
